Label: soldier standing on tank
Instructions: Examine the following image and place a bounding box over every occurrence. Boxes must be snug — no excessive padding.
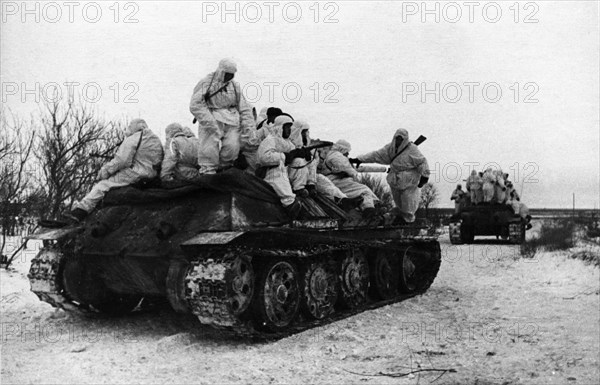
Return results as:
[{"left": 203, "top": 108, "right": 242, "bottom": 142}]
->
[
  {"left": 351, "top": 128, "right": 430, "bottom": 224},
  {"left": 481, "top": 168, "right": 496, "bottom": 204},
  {"left": 493, "top": 170, "right": 507, "bottom": 203},
  {"left": 466, "top": 170, "right": 483, "bottom": 205},
  {"left": 189, "top": 58, "right": 256, "bottom": 174},
  {"left": 450, "top": 184, "right": 465, "bottom": 214}
]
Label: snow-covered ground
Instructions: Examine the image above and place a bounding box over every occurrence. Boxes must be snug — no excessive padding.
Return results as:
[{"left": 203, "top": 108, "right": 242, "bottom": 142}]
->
[{"left": 1, "top": 225, "right": 599, "bottom": 384}]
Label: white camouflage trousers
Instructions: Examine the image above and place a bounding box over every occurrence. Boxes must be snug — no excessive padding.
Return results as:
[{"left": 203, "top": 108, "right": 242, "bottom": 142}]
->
[
  {"left": 197, "top": 121, "right": 240, "bottom": 173},
  {"left": 74, "top": 169, "right": 142, "bottom": 213},
  {"left": 288, "top": 165, "right": 309, "bottom": 191},
  {"left": 494, "top": 185, "right": 506, "bottom": 203},
  {"left": 328, "top": 176, "right": 377, "bottom": 210},
  {"left": 391, "top": 186, "right": 420, "bottom": 223},
  {"left": 482, "top": 182, "right": 495, "bottom": 202},
  {"left": 470, "top": 188, "right": 483, "bottom": 204},
  {"left": 508, "top": 200, "right": 530, "bottom": 220},
  {"left": 265, "top": 163, "right": 296, "bottom": 206},
  {"left": 316, "top": 174, "right": 346, "bottom": 200}
]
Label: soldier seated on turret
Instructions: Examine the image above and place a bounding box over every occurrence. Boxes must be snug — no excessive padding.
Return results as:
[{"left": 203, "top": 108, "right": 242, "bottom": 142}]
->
[
  {"left": 161, "top": 123, "right": 200, "bottom": 183},
  {"left": 321, "top": 140, "right": 379, "bottom": 219},
  {"left": 287, "top": 122, "right": 363, "bottom": 211},
  {"left": 256, "top": 115, "right": 302, "bottom": 218},
  {"left": 256, "top": 107, "right": 283, "bottom": 129}
]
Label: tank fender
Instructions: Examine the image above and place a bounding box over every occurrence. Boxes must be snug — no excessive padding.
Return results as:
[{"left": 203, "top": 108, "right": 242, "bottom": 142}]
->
[
  {"left": 449, "top": 213, "right": 461, "bottom": 222},
  {"left": 26, "top": 226, "right": 83, "bottom": 241},
  {"left": 181, "top": 231, "right": 247, "bottom": 246},
  {"left": 461, "top": 213, "right": 474, "bottom": 226}
]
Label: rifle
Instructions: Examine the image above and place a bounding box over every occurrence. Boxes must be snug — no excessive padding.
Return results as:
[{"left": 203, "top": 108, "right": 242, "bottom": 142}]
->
[
  {"left": 285, "top": 140, "right": 334, "bottom": 166},
  {"left": 90, "top": 139, "right": 125, "bottom": 160},
  {"left": 356, "top": 165, "right": 389, "bottom": 173},
  {"left": 413, "top": 135, "right": 427, "bottom": 146},
  {"left": 303, "top": 140, "right": 334, "bottom": 152},
  {"left": 349, "top": 135, "right": 427, "bottom": 170},
  {"left": 388, "top": 134, "right": 427, "bottom": 163}
]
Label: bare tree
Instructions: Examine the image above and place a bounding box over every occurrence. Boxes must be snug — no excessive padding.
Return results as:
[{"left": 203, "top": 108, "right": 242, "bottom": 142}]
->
[
  {"left": 419, "top": 182, "right": 439, "bottom": 218},
  {"left": 0, "top": 108, "right": 36, "bottom": 259},
  {"left": 34, "top": 99, "right": 124, "bottom": 218},
  {"left": 0, "top": 109, "right": 35, "bottom": 202}
]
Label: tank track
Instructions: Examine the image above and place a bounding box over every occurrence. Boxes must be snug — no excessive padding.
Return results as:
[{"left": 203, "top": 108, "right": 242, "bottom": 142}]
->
[
  {"left": 183, "top": 246, "right": 335, "bottom": 337},
  {"left": 28, "top": 239, "right": 440, "bottom": 340},
  {"left": 508, "top": 222, "right": 525, "bottom": 244},
  {"left": 183, "top": 238, "right": 441, "bottom": 339},
  {"left": 27, "top": 247, "right": 82, "bottom": 312},
  {"left": 184, "top": 251, "right": 254, "bottom": 336},
  {"left": 449, "top": 222, "right": 462, "bottom": 244}
]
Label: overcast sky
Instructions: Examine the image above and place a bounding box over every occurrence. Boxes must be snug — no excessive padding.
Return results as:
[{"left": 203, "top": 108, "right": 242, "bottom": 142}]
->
[{"left": 2, "top": 1, "right": 598, "bottom": 208}]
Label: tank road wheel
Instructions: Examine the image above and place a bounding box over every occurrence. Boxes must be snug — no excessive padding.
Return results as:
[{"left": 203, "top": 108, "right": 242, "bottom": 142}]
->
[
  {"left": 166, "top": 259, "right": 191, "bottom": 313},
  {"left": 398, "top": 244, "right": 441, "bottom": 294},
  {"left": 369, "top": 251, "right": 398, "bottom": 300},
  {"left": 508, "top": 223, "right": 525, "bottom": 244},
  {"left": 301, "top": 261, "right": 339, "bottom": 320},
  {"left": 338, "top": 250, "right": 369, "bottom": 309},
  {"left": 254, "top": 259, "right": 300, "bottom": 332},
  {"left": 398, "top": 246, "right": 418, "bottom": 293},
  {"left": 88, "top": 294, "right": 143, "bottom": 315},
  {"left": 226, "top": 256, "right": 255, "bottom": 315},
  {"left": 449, "top": 222, "right": 462, "bottom": 244}
]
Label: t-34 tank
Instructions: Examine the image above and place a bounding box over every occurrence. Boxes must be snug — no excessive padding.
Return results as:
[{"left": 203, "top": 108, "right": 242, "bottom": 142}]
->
[
  {"left": 28, "top": 169, "right": 441, "bottom": 336},
  {"left": 448, "top": 204, "right": 528, "bottom": 245}
]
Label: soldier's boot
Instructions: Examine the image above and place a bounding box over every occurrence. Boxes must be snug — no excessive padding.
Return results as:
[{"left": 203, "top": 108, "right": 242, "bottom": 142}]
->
[
  {"left": 64, "top": 208, "right": 88, "bottom": 224},
  {"left": 293, "top": 189, "right": 310, "bottom": 198},
  {"left": 284, "top": 199, "right": 303, "bottom": 220},
  {"left": 362, "top": 207, "right": 377, "bottom": 220},
  {"left": 336, "top": 196, "right": 363, "bottom": 210},
  {"left": 385, "top": 207, "right": 408, "bottom": 226}
]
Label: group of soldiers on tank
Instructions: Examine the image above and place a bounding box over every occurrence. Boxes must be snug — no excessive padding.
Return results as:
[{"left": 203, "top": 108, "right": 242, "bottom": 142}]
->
[
  {"left": 67, "top": 58, "right": 431, "bottom": 225},
  {"left": 450, "top": 168, "right": 531, "bottom": 227}
]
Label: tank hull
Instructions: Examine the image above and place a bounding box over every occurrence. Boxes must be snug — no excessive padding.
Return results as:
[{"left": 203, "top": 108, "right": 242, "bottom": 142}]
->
[
  {"left": 449, "top": 204, "right": 527, "bottom": 244},
  {"left": 28, "top": 170, "right": 442, "bottom": 337}
]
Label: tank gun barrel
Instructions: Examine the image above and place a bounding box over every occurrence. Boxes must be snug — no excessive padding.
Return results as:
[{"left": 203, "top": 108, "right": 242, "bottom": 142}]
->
[{"left": 356, "top": 165, "right": 389, "bottom": 173}]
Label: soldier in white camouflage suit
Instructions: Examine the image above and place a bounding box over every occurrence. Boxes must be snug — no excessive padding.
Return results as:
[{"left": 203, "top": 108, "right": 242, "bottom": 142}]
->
[
  {"left": 256, "top": 115, "right": 302, "bottom": 218},
  {"left": 69, "top": 119, "right": 163, "bottom": 222},
  {"left": 189, "top": 58, "right": 256, "bottom": 174}
]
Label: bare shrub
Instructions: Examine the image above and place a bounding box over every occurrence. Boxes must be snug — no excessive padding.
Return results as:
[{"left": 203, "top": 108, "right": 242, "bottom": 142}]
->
[
  {"left": 358, "top": 173, "right": 394, "bottom": 211},
  {"left": 521, "top": 219, "right": 576, "bottom": 257}
]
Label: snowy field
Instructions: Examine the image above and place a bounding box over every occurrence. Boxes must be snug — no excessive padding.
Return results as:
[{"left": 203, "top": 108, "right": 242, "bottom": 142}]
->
[{"left": 1, "top": 221, "right": 599, "bottom": 385}]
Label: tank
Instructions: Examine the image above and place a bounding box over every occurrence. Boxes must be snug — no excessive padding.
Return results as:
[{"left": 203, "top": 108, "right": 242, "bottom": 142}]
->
[
  {"left": 448, "top": 204, "right": 528, "bottom": 245},
  {"left": 27, "top": 169, "right": 441, "bottom": 336}
]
